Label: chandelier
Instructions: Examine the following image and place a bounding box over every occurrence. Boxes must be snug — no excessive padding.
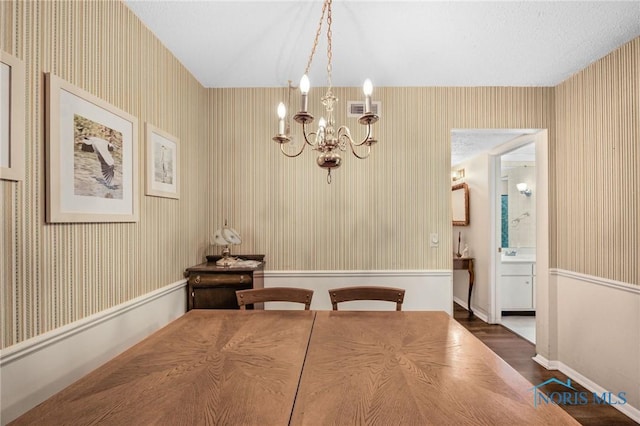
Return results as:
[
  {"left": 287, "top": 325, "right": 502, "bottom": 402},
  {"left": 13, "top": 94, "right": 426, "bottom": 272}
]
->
[{"left": 272, "top": 0, "right": 379, "bottom": 184}]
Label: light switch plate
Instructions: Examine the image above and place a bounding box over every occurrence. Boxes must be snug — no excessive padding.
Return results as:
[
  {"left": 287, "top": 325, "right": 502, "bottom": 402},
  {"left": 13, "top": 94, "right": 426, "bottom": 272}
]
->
[{"left": 430, "top": 233, "right": 439, "bottom": 248}]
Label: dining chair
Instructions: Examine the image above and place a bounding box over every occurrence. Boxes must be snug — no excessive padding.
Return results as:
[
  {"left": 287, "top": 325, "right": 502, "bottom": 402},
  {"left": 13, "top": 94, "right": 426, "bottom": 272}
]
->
[
  {"left": 236, "top": 287, "right": 314, "bottom": 310},
  {"left": 328, "top": 286, "right": 406, "bottom": 311}
]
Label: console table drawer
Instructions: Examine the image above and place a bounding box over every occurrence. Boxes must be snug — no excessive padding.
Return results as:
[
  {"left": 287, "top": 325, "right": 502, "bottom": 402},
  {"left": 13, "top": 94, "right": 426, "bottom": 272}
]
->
[{"left": 189, "top": 273, "right": 252, "bottom": 287}]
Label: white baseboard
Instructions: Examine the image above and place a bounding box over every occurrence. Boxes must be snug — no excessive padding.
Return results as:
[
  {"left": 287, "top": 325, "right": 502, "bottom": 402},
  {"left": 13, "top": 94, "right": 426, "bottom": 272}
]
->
[
  {"left": 452, "top": 296, "right": 489, "bottom": 323},
  {"left": 533, "top": 354, "right": 640, "bottom": 422},
  {"left": 264, "top": 269, "right": 453, "bottom": 313},
  {"left": 452, "top": 296, "right": 469, "bottom": 311},
  {"left": 0, "top": 280, "right": 187, "bottom": 425},
  {"left": 532, "top": 353, "right": 559, "bottom": 370}
]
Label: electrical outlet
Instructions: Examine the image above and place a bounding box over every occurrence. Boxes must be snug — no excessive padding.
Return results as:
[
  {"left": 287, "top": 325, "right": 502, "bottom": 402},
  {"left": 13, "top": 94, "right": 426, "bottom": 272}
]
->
[{"left": 430, "top": 233, "right": 439, "bottom": 248}]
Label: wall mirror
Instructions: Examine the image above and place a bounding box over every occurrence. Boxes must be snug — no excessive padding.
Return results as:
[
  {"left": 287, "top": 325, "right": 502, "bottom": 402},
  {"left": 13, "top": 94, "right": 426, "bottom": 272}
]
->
[{"left": 452, "top": 183, "right": 470, "bottom": 226}]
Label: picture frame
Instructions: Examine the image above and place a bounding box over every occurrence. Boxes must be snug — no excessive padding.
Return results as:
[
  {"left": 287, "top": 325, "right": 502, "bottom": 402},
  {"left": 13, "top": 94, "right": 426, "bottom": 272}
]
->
[
  {"left": 145, "top": 123, "right": 179, "bottom": 199},
  {"left": 45, "top": 73, "right": 138, "bottom": 223},
  {"left": 1, "top": 51, "right": 26, "bottom": 181}
]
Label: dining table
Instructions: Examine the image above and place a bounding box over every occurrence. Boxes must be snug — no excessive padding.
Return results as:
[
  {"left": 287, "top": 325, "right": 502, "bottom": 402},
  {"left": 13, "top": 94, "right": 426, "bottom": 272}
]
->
[
  {"left": 10, "top": 310, "right": 315, "bottom": 425},
  {"left": 291, "top": 311, "right": 577, "bottom": 425},
  {"left": 10, "top": 309, "right": 579, "bottom": 425}
]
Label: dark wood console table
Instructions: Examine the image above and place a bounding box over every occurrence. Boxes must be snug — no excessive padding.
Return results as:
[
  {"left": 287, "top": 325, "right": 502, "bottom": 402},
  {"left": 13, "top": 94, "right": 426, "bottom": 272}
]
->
[
  {"left": 453, "top": 257, "right": 475, "bottom": 316},
  {"left": 184, "top": 255, "right": 265, "bottom": 310}
]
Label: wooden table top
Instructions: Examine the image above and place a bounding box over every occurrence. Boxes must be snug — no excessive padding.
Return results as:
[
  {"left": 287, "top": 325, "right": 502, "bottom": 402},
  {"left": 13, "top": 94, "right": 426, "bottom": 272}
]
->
[
  {"left": 12, "top": 310, "right": 579, "bottom": 425},
  {"left": 11, "top": 310, "right": 314, "bottom": 426},
  {"left": 290, "top": 311, "right": 578, "bottom": 425}
]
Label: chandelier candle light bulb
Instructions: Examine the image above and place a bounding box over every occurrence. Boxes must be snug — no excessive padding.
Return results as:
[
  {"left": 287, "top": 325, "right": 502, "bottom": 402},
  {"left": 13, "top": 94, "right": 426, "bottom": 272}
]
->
[
  {"left": 319, "top": 117, "right": 326, "bottom": 132},
  {"left": 277, "top": 102, "right": 286, "bottom": 135},
  {"left": 300, "top": 74, "right": 310, "bottom": 112},
  {"left": 363, "top": 78, "right": 373, "bottom": 113}
]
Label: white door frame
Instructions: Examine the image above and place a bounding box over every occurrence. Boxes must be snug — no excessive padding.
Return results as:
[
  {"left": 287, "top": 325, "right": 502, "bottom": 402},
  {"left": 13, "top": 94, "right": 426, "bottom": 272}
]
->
[{"left": 487, "top": 130, "right": 549, "bottom": 330}]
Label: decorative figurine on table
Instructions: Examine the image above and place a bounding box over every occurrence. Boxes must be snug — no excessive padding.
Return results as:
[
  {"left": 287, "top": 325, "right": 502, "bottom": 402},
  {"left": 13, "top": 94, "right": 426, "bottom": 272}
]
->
[{"left": 455, "top": 231, "right": 462, "bottom": 258}]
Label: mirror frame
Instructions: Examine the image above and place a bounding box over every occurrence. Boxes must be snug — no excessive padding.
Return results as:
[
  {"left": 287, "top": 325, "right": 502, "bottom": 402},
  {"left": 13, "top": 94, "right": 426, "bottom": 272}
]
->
[{"left": 452, "top": 183, "right": 470, "bottom": 226}]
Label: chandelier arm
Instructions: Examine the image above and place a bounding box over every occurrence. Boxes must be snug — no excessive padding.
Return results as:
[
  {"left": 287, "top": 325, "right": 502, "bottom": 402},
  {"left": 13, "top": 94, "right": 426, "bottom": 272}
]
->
[
  {"left": 337, "top": 124, "right": 372, "bottom": 147},
  {"left": 301, "top": 122, "right": 321, "bottom": 147},
  {"left": 337, "top": 126, "right": 372, "bottom": 160},
  {"left": 348, "top": 141, "right": 372, "bottom": 160},
  {"left": 279, "top": 141, "right": 307, "bottom": 158}
]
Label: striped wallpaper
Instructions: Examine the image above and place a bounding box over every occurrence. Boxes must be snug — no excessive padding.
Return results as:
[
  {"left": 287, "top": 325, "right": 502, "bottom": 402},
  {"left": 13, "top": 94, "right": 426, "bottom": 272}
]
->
[
  {"left": 1, "top": 0, "right": 638, "bottom": 349},
  {"left": 1, "top": 0, "right": 210, "bottom": 347},
  {"left": 555, "top": 37, "right": 639, "bottom": 285},
  {"left": 208, "top": 86, "right": 553, "bottom": 272}
]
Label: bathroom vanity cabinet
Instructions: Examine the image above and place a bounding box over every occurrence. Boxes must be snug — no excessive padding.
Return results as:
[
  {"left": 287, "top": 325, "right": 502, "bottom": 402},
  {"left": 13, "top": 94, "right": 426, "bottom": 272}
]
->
[{"left": 501, "top": 262, "right": 535, "bottom": 311}]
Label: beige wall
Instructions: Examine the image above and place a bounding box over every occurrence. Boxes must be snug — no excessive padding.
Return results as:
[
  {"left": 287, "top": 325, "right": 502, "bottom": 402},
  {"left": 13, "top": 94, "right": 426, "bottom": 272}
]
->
[
  {"left": 2, "top": 0, "right": 637, "bottom": 363},
  {"left": 555, "top": 37, "right": 639, "bottom": 285},
  {"left": 208, "top": 86, "right": 553, "bottom": 271},
  {"left": 1, "top": 0, "right": 210, "bottom": 348},
  {"left": 556, "top": 273, "right": 640, "bottom": 412},
  {"left": 452, "top": 153, "right": 491, "bottom": 314},
  {"left": 506, "top": 164, "right": 536, "bottom": 247},
  {"left": 552, "top": 36, "right": 640, "bottom": 414}
]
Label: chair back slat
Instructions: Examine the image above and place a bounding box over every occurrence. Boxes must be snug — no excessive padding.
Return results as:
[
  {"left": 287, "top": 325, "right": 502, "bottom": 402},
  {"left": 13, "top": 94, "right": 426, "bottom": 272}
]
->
[
  {"left": 329, "top": 286, "right": 405, "bottom": 311},
  {"left": 236, "top": 287, "right": 314, "bottom": 310}
]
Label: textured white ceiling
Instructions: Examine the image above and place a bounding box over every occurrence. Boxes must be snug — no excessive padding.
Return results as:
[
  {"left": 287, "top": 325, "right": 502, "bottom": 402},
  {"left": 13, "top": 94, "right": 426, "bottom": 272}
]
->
[
  {"left": 124, "top": 0, "right": 639, "bottom": 165},
  {"left": 125, "top": 0, "right": 640, "bottom": 88},
  {"left": 451, "top": 129, "right": 537, "bottom": 166}
]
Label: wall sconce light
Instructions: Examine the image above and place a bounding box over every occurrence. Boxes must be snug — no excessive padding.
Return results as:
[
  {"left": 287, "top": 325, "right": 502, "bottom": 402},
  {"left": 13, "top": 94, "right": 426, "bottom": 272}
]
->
[
  {"left": 517, "top": 182, "right": 532, "bottom": 196},
  {"left": 452, "top": 169, "right": 465, "bottom": 182}
]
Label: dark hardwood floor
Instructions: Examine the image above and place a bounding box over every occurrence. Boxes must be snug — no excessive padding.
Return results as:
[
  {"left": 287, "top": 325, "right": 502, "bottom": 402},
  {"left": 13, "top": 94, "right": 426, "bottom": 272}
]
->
[{"left": 453, "top": 303, "right": 638, "bottom": 425}]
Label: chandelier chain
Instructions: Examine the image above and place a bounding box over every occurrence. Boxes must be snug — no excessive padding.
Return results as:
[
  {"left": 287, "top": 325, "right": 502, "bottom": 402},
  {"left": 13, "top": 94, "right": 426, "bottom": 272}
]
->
[
  {"left": 304, "top": 0, "right": 329, "bottom": 76},
  {"left": 286, "top": 80, "right": 293, "bottom": 134},
  {"left": 326, "top": 0, "right": 333, "bottom": 89}
]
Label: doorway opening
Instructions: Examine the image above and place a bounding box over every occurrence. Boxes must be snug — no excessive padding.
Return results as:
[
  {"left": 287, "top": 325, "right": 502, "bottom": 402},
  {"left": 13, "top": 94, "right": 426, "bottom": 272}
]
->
[
  {"left": 451, "top": 129, "right": 549, "bottom": 347},
  {"left": 496, "top": 142, "right": 537, "bottom": 342}
]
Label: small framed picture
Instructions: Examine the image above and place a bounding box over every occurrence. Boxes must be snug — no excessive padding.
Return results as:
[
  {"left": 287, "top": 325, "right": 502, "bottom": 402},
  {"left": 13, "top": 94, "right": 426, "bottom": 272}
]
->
[
  {"left": 1, "top": 51, "right": 25, "bottom": 181},
  {"left": 45, "top": 73, "right": 139, "bottom": 222},
  {"left": 145, "top": 123, "right": 179, "bottom": 199}
]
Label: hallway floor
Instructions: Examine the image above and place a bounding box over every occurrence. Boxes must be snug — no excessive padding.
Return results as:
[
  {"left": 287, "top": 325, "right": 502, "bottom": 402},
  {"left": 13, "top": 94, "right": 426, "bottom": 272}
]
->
[{"left": 501, "top": 315, "right": 536, "bottom": 343}]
